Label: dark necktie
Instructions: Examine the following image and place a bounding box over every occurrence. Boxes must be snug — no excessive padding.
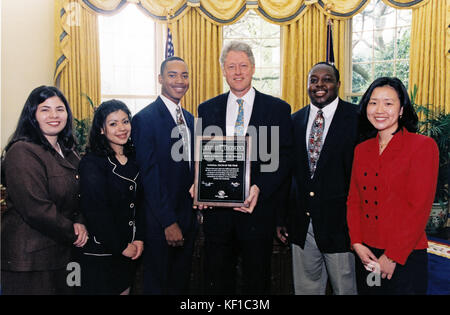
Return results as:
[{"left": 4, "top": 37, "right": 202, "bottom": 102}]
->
[
  {"left": 234, "top": 98, "right": 244, "bottom": 136},
  {"left": 176, "top": 105, "right": 189, "bottom": 164},
  {"left": 308, "top": 109, "right": 325, "bottom": 177}
]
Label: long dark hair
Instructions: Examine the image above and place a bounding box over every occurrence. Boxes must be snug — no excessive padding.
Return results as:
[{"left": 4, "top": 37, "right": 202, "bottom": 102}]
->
[
  {"left": 358, "top": 77, "right": 418, "bottom": 142},
  {"left": 4, "top": 85, "right": 76, "bottom": 153},
  {"left": 87, "top": 99, "right": 135, "bottom": 157}
]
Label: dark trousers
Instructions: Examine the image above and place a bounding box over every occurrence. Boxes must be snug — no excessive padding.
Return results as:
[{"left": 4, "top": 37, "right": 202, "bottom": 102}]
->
[
  {"left": 143, "top": 229, "right": 196, "bottom": 295},
  {"left": 202, "top": 211, "right": 273, "bottom": 295},
  {"left": 355, "top": 244, "right": 428, "bottom": 295}
]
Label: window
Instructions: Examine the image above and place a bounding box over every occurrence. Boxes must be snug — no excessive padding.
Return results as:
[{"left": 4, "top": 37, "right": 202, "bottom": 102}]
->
[
  {"left": 348, "top": 0, "right": 411, "bottom": 103},
  {"left": 223, "top": 10, "right": 281, "bottom": 97},
  {"left": 98, "top": 4, "right": 164, "bottom": 115}
]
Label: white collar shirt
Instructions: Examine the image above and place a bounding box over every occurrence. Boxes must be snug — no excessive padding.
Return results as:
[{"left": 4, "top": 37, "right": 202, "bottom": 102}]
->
[
  {"left": 160, "top": 94, "right": 191, "bottom": 163},
  {"left": 305, "top": 96, "right": 340, "bottom": 147},
  {"left": 225, "top": 87, "right": 255, "bottom": 137}
]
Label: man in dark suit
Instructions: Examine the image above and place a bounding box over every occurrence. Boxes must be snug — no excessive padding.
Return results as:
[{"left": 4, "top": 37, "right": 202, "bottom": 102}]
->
[
  {"left": 131, "top": 56, "right": 197, "bottom": 294},
  {"left": 196, "top": 41, "right": 294, "bottom": 294},
  {"left": 277, "top": 62, "right": 359, "bottom": 294}
]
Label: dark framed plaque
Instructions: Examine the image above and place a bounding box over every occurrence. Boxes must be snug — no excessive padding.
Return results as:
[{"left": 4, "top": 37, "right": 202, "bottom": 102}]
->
[{"left": 193, "top": 136, "right": 251, "bottom": 207}]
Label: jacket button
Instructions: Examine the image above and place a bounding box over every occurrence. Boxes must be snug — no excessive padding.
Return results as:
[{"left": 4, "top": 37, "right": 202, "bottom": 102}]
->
[
  {"left": 130, "top": 203, "right": 135, "bottom": 208},
  {"left": 309, "top": 191, "right": 315, "bottom": 197},
  {"left": 129, "top": 221, "right": 133, "bottom": 226},
  {"left": 306, "top": 212, "right": 310, "bottom": 216},
  {"left": 129, "top": 185, "right": 134, "bottom": 191},
  {"left": 75, "top": 174, "right": 79, "bottom": 180}
]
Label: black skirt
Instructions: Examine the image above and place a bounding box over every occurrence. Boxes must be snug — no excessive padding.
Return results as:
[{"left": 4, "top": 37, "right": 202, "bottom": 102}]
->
[
  {"left": 78, "top": 252, "right": 136, "bottom": 295},
  {"left": 355, "top": 244, "right": 428, "bottom": 295}
]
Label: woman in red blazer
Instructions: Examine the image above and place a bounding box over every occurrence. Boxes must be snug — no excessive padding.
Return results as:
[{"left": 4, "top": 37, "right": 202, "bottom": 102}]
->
[{"left": 347, "top": 77, "right": 439, "bottom": 294}]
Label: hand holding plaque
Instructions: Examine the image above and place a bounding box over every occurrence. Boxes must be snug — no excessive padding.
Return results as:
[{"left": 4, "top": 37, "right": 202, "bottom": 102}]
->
[{"left": 193, "top": 136, "right": 251, "bottom": 208}]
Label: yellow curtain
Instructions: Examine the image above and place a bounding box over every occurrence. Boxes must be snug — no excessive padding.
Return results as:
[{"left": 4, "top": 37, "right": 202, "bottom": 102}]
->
[
  {"left": 169, "top": 8, "right": 223, "bottom": 116},
  {"left": 55, "top": 0, "right": 446, "bottom": 119},
  {"left": 282, "top": 6, "right": 347, "bottom": 112},
  {"left": 54, "top": 0, "right": 100, "bottom": 120},
  {"left": 410, "top": 0, "right": 449, "bottom": 113}
]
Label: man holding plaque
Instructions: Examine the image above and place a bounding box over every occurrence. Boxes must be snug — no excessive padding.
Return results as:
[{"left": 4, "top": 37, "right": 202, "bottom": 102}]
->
[
  {"left": 196, "top": 41, "right": 294, "bottom": 294},
  {"left": 132, "top": 56, "right": 197, "bottom": 294}
]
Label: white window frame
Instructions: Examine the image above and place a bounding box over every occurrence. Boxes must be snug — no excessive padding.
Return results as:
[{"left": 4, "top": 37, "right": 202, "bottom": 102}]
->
[{"left": 98, "top": 6, "right": 166, "bottom": 114}]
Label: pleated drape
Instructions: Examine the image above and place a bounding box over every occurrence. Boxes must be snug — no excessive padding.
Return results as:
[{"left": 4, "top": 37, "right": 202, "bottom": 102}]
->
[
  {"left": 54, "top": 0, "right": 448, "bottom": 120},
  {"left": 409, "top": 0, "right": 449, "bottom": 113},
  {"left": 54, "top": 0, "right": 100, "bottom": 120},
  {"left": 169, "top": 9, "right": 223, "bottom": 116},
  {"left": 282, "top": 7, "right": 347, "bottom": 112}
]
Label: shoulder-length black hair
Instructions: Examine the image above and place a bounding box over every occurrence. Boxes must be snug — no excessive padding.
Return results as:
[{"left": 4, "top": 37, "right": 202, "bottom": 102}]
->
[
  {"left": 4, "top": 85, "right": 76, "bottom": 153},
  {"left": 358, "top": 77, "right": 418, "bottom": 142},
  {"left": 87, "top": 99, "right": 135, "bottom": 157}
]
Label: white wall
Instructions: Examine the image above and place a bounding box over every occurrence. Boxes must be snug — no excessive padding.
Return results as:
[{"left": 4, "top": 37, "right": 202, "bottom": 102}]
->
[{"left": 1, "top": 0, "right": 54, "bottom": 150}]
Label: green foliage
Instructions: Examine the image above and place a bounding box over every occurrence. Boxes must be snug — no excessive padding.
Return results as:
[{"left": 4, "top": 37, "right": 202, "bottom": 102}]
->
[
  {"left": 411, "top": 85, "right": 449, "bottom": 204},
  {"left": 73, "top": 93, "right": 95, "bottom": 154}
]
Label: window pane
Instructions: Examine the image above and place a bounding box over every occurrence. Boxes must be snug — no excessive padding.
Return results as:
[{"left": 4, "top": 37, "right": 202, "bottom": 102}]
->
[
  {"left": 223, "top": 11, "right": 281, "bottom": 97},
  {"left": 353, "top": 31, "right": 373, "bottom": 63},
  {"left": 352, "top": 63, "right": 372, "bottom": 93},
  {"left": 349, "top": 0, "right": 411, "bottom": 98},
  {"left": 253, "top": 68, "right": 280, "bottom": 97},
  {"left": 397, "top": 9, "right": 412, "bottom": 27},
  {"left": 374, "top": 29, "right": 395, "bottom": 61},
  {"left": 395, "top": 60, "right": 410, "bottom": 90},
  {"left": 397, "top": 27, "right": 410, "bottom": 59},
  {"left": 373, "top": 4, "right": 395, "bottom": 30},
  {"left": 374, "top": 62, "right": 394, "bottom": 78},
  {"left": 99, "top": 4, "right": 157, "bottom": 109}
]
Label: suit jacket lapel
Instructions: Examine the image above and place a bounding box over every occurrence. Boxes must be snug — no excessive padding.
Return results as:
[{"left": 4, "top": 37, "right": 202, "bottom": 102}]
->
[
  {"left": 298, "top": 106, "right": 311, "bottom": 178},
  {"left": 247, "top": 90, "right": 263, "bottom": 131},
  {"left": 155, "top": 96, "right": 177, "bottom": 131},
  {"left": 216, "top": 93, "right": 228, "bottom": 134},
  {"left": 51, "top": 148, "right": 79, "bottom": 172}
]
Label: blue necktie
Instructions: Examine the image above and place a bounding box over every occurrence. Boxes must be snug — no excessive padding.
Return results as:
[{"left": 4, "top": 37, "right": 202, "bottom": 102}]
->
[{"left": 234, "top": 98, "right": 244, "bottom": 136}]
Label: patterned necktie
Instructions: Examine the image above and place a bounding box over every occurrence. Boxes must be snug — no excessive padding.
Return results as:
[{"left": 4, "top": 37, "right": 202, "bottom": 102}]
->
[
  {"left": 308, "top": 109, "right": 325, "bottom": 177},
  {"left": 234, "top": 98, "right": 244, "bottom": 136},
  {"left": 175, "top": 105, "right": 189, "bottom": 164}
]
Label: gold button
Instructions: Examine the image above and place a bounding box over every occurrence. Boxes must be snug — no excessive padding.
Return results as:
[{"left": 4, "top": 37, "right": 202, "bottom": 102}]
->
[
  {"left": 75, "top": 174, "right": 79, "bottom": 179},
  {"left": 309, "top": 192, "right": 315, "bottom": 197}
]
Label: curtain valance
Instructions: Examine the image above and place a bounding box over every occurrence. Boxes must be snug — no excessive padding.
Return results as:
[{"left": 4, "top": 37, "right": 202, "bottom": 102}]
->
[{"left": 79, "top": 0, "right": 431, "bottom": 24}]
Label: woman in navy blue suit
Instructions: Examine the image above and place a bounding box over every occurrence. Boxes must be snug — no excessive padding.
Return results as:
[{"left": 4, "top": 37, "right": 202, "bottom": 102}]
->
[{"left": 78, "top": 100, "right": 144, "bottom": 295}]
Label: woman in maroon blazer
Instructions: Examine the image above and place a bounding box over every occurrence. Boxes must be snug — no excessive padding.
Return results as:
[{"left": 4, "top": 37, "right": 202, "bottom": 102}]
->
[
  {"left": 347, "top": 77, "right": 439, "bottom": 294},
  {"left": 1, "top": 86, "right": 88, "bottom": 294}
]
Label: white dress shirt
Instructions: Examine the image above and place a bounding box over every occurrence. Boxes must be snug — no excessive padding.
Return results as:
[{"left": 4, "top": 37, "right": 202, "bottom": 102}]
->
[
  {"left": 160, "top": 94, "right": 191, "bottom": 162},
  {"left": 225, "top": 87, "right": 255, "bottom": 137},
  {"left": 305, "top": 97, "right": 340, "bottom": 147}
]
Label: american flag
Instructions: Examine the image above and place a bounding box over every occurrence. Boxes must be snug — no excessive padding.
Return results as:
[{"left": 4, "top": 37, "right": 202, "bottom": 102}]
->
[
  {"left": 326, "top": 20, "right": 335, "bottom": 65},
  {"left": 165, "top": 27, "right": 174, "bottom": 58}
]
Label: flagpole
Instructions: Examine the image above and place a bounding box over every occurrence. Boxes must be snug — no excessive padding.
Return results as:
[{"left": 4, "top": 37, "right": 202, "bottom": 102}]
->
[{"left": 165, "top": 9, "right": 174, "bottom": 59}]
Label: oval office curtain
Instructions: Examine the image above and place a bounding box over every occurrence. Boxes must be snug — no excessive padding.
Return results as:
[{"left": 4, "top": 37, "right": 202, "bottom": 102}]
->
[{"left": 54, "top": 0, "right": 449, "bottom": 120}]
